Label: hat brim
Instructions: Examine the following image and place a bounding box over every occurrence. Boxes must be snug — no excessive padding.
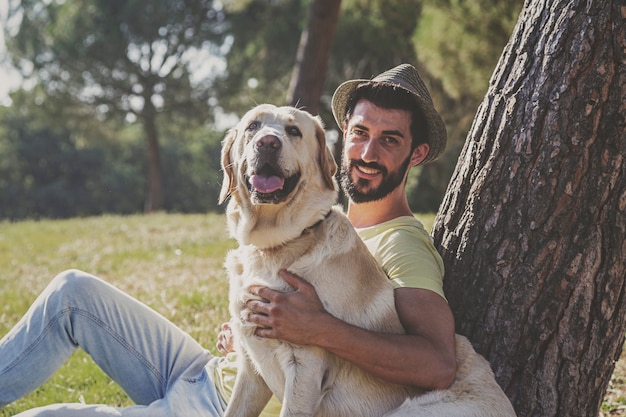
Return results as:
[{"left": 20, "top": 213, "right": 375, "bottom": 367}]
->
[{"left": 331, "top": 79, "right": 447, "bottom": 165}]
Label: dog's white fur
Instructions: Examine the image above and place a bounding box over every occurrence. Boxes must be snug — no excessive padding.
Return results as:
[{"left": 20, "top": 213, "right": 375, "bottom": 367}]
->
[{"left": 219, "top": 104, "right": 516, "bottom": 417}]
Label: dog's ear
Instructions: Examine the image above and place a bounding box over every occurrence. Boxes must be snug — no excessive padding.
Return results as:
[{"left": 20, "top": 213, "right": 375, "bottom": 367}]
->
[
  {"left": 219, "top": 128, "right": 238, "bottom": 204},
  {"left": 314, "top": 116, "right": 338, "bottom": 191}
]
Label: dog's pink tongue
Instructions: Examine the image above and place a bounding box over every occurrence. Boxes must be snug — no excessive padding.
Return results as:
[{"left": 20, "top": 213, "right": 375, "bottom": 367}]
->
[{"left": 250, "top": 175, "right": 284, "bottom": 193}]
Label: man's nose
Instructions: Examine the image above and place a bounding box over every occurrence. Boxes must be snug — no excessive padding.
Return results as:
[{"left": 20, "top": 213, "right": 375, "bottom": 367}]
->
[{"left": 360, "top": 139, "right": 378, "bottom": 163}]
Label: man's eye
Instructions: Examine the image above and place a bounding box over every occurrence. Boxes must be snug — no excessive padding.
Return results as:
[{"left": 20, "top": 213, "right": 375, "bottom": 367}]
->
[
  {"left": 246, "top": 121, "right": 259, "bottom": 131},
  {"left": 286, "top": 126, "right": 302, "bottom": 137},
  {"left": 384, "top": 137, "right": 399, "bottom": 145}
]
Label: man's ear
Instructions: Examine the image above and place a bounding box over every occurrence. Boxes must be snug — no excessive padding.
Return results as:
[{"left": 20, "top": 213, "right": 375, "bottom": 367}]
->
[{"left": 410, "top": 143, "right": 430, "bottom": 167}]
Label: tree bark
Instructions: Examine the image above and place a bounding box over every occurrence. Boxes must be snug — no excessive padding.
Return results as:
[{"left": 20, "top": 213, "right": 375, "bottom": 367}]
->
[
  {"left": 432, "top": 1, "right": 625, "bottom": 416},
  {"left": 286, "top": 0, "right": 342, "bottom": 114},
  {"left": 142, "top": 103, "right": 163, "bottom": 213}
]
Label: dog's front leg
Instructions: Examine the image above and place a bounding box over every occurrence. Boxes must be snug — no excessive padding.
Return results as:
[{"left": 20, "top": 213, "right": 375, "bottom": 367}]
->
[
  {"left": 224, "top": 356, "right": 273, "bottom": 417},
  {"left": 279, "top": 349, "right": 330, "bottom": 417}
]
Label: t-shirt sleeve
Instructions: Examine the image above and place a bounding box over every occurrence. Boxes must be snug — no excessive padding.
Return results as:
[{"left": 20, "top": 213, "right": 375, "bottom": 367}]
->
[{"left": 376, "top": 227, "right": 446, "bottom": 300}]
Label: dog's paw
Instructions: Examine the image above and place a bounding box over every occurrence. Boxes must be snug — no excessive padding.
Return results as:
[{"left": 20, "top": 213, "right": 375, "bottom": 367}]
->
[{"left": 239, "top": 287, "right": 266, "bottom": 305}]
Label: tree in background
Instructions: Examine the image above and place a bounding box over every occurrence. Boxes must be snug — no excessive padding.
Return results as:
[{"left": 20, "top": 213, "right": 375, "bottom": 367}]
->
[
  {"left": 1, "top": 0, "right": 524, "bottom": 217},
  {"left": 214, "top": 0, "right": 522, "bottom": 212},
  {"left": 286, "top": 0, "right": 341, "bottom": 114},
  {"left": 433, "top": 0, "right": 625, "bottom": 415},
  {"left": 215, "top": 0, "right": 421, "bottom": 123},
  {"left": 5, "top": 0, "right": 227, "bottom": 212},
  {"left": 409, "top": 0, "right": 523, "bottom": 212},
  {"left": 0, "top": 89, "right": 225, "bottom": 219},
  {"left": 214, "top": 0, "right": 424, "bottom": 184},
  {"left": 212, "top": 0, "right": 308, "bottom": 113},
  {"left": 1, "top": 0, "right": 625, "bottom": 414},
  {"left": 0, "top": 89, "right": 145, "bottom": 218}
]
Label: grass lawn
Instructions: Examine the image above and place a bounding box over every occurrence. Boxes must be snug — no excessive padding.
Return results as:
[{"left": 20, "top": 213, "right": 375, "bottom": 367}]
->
[
  {"left": 0, "top": 213, "right": 234, "bottom": 415},
  {"left": 0, "top": 213, "right": 623, "bottom": 416}
]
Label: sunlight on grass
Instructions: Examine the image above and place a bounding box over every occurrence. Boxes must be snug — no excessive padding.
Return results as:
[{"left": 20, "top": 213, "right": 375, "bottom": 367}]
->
[
  {"left": 601, "top": 341, "right": 626, "bottom": 416},
  {"left": 1, "top": 212, "right": 623, "bottom": 416},
  {"left": 0, "top": 213, "right": 234, "bottom": 415}
]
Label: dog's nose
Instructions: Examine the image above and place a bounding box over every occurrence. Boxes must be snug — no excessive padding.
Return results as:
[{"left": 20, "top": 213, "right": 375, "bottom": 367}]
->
[{"left": 255, "top": 135, "right": 281, "bottom": 152}]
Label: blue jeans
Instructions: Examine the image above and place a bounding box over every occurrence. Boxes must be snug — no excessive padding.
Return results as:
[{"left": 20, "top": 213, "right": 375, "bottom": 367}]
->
[{"left": 0, "top": 270, "right": 228, "bottom": 416}]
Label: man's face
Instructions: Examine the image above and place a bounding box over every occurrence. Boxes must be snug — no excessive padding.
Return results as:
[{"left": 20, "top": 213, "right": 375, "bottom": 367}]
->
[{"left": 340, "top": 100, "right": 415, "bottom": 203}]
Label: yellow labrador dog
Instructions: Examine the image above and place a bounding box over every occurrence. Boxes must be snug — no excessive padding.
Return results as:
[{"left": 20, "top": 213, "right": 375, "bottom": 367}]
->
[{"left": 219, "top": 104, "right": 516, "bottom": 417}]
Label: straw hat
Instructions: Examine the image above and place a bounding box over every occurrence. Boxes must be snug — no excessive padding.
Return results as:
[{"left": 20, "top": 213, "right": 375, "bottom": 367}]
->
[{"left": 331, "top": 64, "right": 447, "bottom": 164}]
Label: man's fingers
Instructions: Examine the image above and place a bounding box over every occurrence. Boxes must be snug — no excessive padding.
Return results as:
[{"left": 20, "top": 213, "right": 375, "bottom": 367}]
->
[
  {"left": 279, "top": 269, "right": 307, "bottom": 288},
  {"left": 254, "top": 326, "right": 274, "bottom": 338},
  {"left": 248, "top": 285, "right": 277, "bottom": 301},
  {"left": 246, "top": 299, "right": 270, "bottom": 314}
]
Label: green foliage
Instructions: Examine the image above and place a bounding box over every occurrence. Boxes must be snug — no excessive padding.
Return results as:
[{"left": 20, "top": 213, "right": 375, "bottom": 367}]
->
[
  {"left": 331, "top": 0, "right": 421, "bottom": 74},
  {"left": 319, "top": 0, "right": 422, "bottom": 127},
  {"left": 1, "top": 0, "right": 524, "bottom": 217},
  {"left": 406, "top": 0, "right": 523, "bottom": 212},
  {"left": 159, "top": 122, "right": 226, "bottom": 213},
  {"left": 0, "top": 95, "right": 226, "bottom": 220},
  {"left": 7, "top": 0, "right": 227, "bottom": 120},
  {"left": 5, "top": 0, "right": 233, "bottom": 211},
  {"left": 216, "top": 0, "right": 423, "bottom": 123},
  {"left": 415, "top": 0, "right": 521, "bottom": 100},
  {"left": 215, "top": 0, "right": 308, "bottom": 113}
]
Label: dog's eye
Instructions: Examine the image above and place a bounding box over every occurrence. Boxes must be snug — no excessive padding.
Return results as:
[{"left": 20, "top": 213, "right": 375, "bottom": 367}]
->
[
  {"left": 286, "top": 126, "right": 302, "bottom": 137},
  {"left": 246, "top": 121, "right": 259, "bottom": 131}
]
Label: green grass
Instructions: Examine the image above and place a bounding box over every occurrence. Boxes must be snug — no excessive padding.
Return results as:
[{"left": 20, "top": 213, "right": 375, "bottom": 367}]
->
[
  {"left": 601, "top": 342, "right": 626, "bottom": 416},
  {"left": 1, "top": 213, "right": 623, "bottom": 416},
  {"left": 0, "top": 213, "right": 235, "bottom": 415}
]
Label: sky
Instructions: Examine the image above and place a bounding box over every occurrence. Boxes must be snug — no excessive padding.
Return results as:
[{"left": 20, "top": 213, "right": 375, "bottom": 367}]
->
[{"left": 0, "top": 0, "right": 21, "bottom": 106}]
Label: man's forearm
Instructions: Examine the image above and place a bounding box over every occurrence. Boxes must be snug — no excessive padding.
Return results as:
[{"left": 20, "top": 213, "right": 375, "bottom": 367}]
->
[{"left": 311, "top": 314, "right": 456, "bottom": 390}]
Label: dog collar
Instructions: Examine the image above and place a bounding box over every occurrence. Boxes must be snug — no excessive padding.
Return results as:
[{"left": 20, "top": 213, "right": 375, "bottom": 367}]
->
[{"left": 304, "top": 210, "right": 333, "bottom": 233}]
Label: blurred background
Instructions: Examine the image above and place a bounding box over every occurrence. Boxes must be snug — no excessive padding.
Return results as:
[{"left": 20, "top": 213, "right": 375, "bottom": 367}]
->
[{"left": 0, "top": 0, "right": 522, "bottom": 220}]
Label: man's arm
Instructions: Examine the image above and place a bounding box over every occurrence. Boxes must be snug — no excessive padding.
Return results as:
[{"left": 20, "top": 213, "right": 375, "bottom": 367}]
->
[{"left": 247, "top": 270, "right": 457, "bottom": 390}]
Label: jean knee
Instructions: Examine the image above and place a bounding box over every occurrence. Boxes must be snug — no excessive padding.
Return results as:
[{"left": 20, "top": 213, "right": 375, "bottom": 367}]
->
[{"left": 47, "top": 269, "right": 104, "bottom": 306}]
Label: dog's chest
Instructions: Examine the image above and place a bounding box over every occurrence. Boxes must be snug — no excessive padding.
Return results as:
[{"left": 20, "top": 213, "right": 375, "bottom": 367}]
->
[{"left": 229, "top": 237, "right": 319, "bottom": 290}]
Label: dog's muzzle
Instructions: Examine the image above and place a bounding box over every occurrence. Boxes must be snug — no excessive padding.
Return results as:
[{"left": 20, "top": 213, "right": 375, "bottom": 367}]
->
[{"left": 247, "top": 134, "right": 300, "bottom": 204}]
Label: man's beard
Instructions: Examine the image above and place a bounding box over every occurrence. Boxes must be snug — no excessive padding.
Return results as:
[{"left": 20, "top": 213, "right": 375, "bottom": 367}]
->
[{"left": 340, "top": 154, "right": 412, "bottom": 203}]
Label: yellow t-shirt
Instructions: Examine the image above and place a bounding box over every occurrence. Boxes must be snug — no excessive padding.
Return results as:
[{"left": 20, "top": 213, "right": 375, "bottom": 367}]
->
[
  {"left": 211, "top": 215, "right": 446, "bottom": 415},
  {"left": 355, "top": 215, "right": 446, "bottom": 299}
]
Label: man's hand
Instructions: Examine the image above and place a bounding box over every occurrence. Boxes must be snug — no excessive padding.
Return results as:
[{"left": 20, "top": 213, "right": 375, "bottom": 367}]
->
[
  {"left": 243, "top": 270, "right": 457, "bottom": 390},
  {"left": 216, "top": 321, "right": 235, "bottom": 355},
  {"left": 245, "top": 269, "right": 332, "bottom": 345}
]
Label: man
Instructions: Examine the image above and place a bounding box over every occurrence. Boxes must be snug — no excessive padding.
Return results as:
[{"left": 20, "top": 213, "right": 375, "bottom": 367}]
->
[{"left": 0, "top": 64, "right": 455, "bottom": 416}]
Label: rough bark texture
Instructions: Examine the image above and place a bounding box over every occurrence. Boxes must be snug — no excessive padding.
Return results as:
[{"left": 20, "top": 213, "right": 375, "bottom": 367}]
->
[
  {"left": 432, "top": 1, "right": 625, "bottom": 416},
  {"left": 142, "top": 102, "right": 163, "bottom": 213},
  {"left": 286, "top": 0, "right": 341, "bottom": 114}
]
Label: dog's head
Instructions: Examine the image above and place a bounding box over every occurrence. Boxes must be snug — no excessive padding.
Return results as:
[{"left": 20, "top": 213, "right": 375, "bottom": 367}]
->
[{"left": 219, "top": 104, "right": 338, "bottom": 247}]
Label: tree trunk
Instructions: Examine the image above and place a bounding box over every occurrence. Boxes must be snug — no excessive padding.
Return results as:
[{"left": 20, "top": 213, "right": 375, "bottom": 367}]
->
[
  {"left": 286, "top": 0, "right": 341, "bottom": 114},
  {"left": 432, "top": 1, "right": 625, "bottom": 416},
  {"left": 142, "top": 105, "right": 163, "bottom": 213}
]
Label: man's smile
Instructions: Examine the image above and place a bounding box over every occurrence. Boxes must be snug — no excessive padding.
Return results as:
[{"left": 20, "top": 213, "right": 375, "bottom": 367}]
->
[
  {"left": 351, "top": 160, "right": 386, "bottom": 180},
  {"left": 355, "top": 165, "right": 380, "bottom": 177}
]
